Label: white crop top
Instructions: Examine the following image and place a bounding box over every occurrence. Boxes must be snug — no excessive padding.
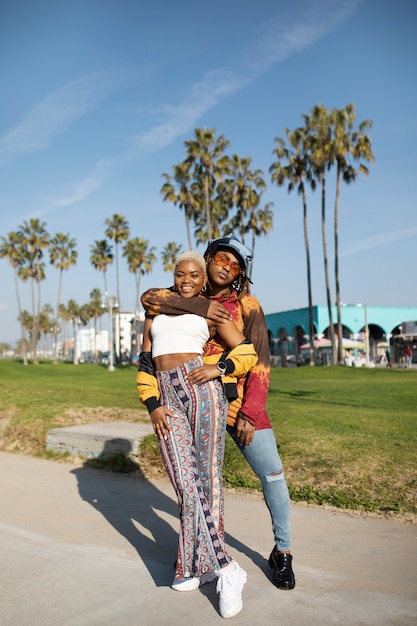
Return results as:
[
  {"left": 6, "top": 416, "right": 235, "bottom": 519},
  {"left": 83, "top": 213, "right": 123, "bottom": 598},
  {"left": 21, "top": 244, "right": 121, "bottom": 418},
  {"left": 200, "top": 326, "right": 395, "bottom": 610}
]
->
[{"left": 151, "top": 314, "right": 210, "bottom": 358}]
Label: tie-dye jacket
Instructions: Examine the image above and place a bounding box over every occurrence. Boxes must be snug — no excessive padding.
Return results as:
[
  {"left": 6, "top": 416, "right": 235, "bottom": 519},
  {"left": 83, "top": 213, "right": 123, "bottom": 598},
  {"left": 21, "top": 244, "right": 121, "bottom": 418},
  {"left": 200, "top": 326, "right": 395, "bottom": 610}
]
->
[{"left": 140, "top": 288, "right": 272, "bottom": 430}]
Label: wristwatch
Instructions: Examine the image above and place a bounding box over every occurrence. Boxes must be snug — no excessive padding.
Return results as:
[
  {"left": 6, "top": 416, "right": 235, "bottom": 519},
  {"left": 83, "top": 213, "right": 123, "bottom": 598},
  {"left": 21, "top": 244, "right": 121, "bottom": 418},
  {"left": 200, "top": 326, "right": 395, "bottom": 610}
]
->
[{"left": 217, "top": 360, "right": 227, "bottom": 376}]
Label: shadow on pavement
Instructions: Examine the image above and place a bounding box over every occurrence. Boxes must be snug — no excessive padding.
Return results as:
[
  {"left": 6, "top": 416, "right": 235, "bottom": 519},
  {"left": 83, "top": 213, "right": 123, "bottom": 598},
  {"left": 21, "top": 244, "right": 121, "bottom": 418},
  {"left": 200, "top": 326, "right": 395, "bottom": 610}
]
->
[
  {"left": 71, "top": 439, "right": 180, "bottom": 587},
  {"left": 71, "top": 438, "right": 272, "bottom": 592}
]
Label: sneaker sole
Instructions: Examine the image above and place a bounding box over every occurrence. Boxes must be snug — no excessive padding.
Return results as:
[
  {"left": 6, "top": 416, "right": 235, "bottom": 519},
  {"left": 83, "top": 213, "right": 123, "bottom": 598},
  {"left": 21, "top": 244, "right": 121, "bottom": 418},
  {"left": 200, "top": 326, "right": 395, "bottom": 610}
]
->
[{"left": 171, "top": 577, "right": 200, "bottom": 592}]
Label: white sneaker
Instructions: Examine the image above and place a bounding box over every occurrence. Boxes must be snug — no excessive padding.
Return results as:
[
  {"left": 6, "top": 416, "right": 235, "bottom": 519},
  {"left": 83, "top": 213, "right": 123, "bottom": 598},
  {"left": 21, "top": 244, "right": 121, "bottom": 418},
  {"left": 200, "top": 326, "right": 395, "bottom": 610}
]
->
[
  {"left": 171, "top": 577, "right": 200, "bottom": 592},
  {"left": 217, "top": 561, "right": 247, "bottom": 618},
  {"left": 200, "top": 570, "right": 217, "bottom": 585}
]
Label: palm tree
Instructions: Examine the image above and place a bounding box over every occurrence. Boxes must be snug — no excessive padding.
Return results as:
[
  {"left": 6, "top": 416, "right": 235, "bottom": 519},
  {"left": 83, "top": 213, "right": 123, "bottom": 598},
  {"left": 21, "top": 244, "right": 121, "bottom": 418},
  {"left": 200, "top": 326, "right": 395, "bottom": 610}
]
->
[
  {"left": 0, "top": 231, "right": 28, "bottom": 364},
  {"left": 58, "top": 302, "right": 71, "bottom": 359},
  {"left": 219, "top": 154, "right": 267, "bottom": 244},
  {"left": 161, "top": 161, "right": 197, "bottom": 250},
  {"left": 193, "top": 192, "right": 229, "bottom": 243},
  {"left": 184, "top": 128, "right": 231, "bottom": 240},
  {"left": 304, "top": 104, "right": 336, "bottom": 364},
  {"left": 331, "top": 103, "right": 375, "bottom": 364},
  {"left": 49, "top": 232, "right": 77, "bottom": 364},
  {"left": 105, "top": 214, "right": 130, "bottom": 362},
  {"left": 271, "top": 127, "right": 316, "bottom": 365},
  {"left": 0, "top": 342, "right": 13, "bottom": 357},
  {"left": 88, "top": 288, "right": 104, "bottom": 362},
  {"left": 18, "top": 310, "right": 33, "bottom": 353},
  {"left": 247, "top": 201, "right": 274, "bottom": 277},
  {"left": 65, "top": 299, "right": 86, "bottom": 364},
  {"left": 161, "top": 242, "right": 183, "bottom": 273},
  {"left": 123, "top": 237, "right": 156, "bottom": 354},
  {"left": 38, "top": 303, "right": 55, "bottom": 357},
  {"left": 122, "top": 237, "right": 157, "bottom": 315},
  {"left": 17, "top": 219, "right": 49, "bottom": 364},
  {"left": 90, "top": 239, "right": 113, "bottom": 296}
]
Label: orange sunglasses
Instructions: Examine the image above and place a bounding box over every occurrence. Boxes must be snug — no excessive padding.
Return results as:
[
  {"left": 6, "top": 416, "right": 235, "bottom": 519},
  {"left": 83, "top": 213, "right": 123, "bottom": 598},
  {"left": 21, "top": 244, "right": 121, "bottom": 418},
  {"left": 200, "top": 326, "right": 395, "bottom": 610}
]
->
[{"left": 212, "top": 252, "right": 241, "bottom": 277}]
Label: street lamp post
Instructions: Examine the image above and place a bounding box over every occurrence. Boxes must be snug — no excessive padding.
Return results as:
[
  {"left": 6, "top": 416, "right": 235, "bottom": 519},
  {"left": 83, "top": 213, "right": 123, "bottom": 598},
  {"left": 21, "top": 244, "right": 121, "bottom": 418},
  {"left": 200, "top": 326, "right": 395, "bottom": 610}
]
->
[
  {"left": 364, "top": 304, "right": 370, "bottom": 367},
  {"left": 73, "top": 318, "right": 81, "bottom": 365},
  {"left": 102, "top": 294, "right": 118, "bottom": 372},
  {"left": 355, "top": 303, "right": 370, "bottom": 366}
]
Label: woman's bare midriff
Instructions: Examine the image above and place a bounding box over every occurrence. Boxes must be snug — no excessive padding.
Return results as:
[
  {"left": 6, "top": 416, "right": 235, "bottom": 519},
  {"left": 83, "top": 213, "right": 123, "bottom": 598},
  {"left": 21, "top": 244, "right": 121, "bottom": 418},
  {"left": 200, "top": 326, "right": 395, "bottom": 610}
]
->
[{"left": 153, "top": 353, "right": 200, "bottom": 372}]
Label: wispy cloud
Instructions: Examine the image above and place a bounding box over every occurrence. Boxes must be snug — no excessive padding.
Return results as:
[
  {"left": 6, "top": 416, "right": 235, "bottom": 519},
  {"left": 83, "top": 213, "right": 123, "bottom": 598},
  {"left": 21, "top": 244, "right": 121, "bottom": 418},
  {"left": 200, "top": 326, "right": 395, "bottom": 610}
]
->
[
  {"left": 18, "top": 0, "right": 362, "bottom": 209},
  {"left": 0, "top": 68, "right": 141, "bottom": 166},
  {"left": 341, "top": 226, "right": 417, "bottom": 257},
  {"left": 131, "top": 70, "right": 248, "bottom": 151},
  {"left": 50, "top": 71, "right": 243, "bottom": 208},
  {"left": 248, "top": 0, "right": 362, "bottom": 73},
  {"left": 131, "top": 0, "right": 362, "bottom": 157},
  {"left": 53, "top": 69, "right": 249, "bottom": 207},
  {"left": 53, "top": 154, "right": 130, "bottom": 208}
]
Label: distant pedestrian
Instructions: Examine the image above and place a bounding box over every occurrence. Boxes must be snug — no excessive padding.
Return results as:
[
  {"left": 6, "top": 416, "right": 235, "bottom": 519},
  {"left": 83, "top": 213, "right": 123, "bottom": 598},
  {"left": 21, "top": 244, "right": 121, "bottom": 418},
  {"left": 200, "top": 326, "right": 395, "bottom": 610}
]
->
[
  {"left": 404, "top": 345, "right": 412, "bottom": 368},
  {"left": 385, "top": 347, "right": 392, "bottom": 369}
]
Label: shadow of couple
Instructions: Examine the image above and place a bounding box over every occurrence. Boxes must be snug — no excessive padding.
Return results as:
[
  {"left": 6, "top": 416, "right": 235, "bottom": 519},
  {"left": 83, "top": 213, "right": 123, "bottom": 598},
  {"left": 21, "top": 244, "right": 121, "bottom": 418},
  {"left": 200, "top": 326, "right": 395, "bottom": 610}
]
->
[{"left": 70, "top": 438, "right": 271, "bottom": 601}]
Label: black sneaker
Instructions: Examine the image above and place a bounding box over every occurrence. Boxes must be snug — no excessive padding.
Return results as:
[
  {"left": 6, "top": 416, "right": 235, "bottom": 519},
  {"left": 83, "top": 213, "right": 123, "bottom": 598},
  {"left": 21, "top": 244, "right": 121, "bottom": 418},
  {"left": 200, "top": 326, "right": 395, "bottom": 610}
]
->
[{"left": 268, "top": 548, "right": 295, "bottom": 590}]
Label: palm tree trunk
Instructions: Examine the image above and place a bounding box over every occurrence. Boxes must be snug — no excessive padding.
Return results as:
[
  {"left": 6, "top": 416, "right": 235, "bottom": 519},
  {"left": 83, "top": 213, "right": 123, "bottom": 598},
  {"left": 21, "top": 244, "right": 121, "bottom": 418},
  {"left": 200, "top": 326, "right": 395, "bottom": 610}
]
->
[
  {"left": 72, "top": 321, "right": 78, "bottom": 365},
  {"left": 334, "top": 165, "right": 343, "bottom": 364},
  {"left": 250, "top": 229, "right": 256, "bottom": 275},
  {"left": 54, "top": 269, "right": 63, "bottom": 365},
  {"left": 185, "top": 206, "right": 193, "bottom": 250},
  {"left": 135, "top": 272, "right": 142, "bottom": 352},
  {"left": 34, "top": 267, "right": 42, "bottom": 364},
  {"left": 321, "top": 173, "right": 336, "bottom": 364},
  {"left": 240, "top": 207, "right": 246, "bottom": 244},
  {"left": 14, "top": 269, "right": 28, "bottom": 365},
  {"left": 93, "top": 317, "right": 97, "bottom": 363},
  {"left": 30, "top": 276, "right": 37, "bottom": 363},
  {"left": 103, "top": 270, "right": 108, "bottom": 297},
  {"left": 204, "top": 172, "right": 212, "bottom": 239},
  {"left": 249, "top": 233, "right": 256, "bottom": 282},
  {"left": 115, "top": 243, "right": 121, "bottom": 364},
  {"left": 302, "top": 184, "right": 315, "bottom": 366}
]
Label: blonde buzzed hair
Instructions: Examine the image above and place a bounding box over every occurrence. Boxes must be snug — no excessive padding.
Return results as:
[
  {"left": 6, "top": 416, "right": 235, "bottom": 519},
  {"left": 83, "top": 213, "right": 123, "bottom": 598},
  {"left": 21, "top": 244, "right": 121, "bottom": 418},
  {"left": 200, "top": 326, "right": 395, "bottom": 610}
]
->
[{"left": 175, "top": 251, "right": 206, "bottom": 274}]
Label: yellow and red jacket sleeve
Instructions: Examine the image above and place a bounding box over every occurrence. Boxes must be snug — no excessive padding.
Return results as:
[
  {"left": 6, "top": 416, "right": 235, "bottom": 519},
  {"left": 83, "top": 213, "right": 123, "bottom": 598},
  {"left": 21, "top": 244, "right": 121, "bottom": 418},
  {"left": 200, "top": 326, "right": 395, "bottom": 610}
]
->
[
  {"left": 136, "top": 351, "right": 160, "bottom": 412},
  {"left": 203, "top": 292, "right": 271, "bottom": 429},
  {"left": 236, "top": 295, "right": 271, "bottom": 427},
  {"left": 203, "top": 340, "right": 258, "bottom": 403},
  {"left": 203, "top": 340, "right": 257, "bottom": 378}
]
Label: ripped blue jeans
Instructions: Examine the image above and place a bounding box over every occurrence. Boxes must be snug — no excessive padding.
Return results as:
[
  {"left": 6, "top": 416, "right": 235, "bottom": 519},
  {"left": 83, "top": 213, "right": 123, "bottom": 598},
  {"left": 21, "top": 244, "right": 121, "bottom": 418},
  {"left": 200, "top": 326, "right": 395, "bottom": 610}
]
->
[{"left": 226, "top": 425, "right": 291, "bottom": 551}]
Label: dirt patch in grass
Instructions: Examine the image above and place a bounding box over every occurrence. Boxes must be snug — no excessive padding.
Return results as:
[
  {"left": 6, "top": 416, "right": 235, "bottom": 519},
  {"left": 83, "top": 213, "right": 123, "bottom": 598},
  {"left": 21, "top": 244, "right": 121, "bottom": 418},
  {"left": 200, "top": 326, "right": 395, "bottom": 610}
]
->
[{"left": 58, "top": 406, "right": 150, "bottom": 425}]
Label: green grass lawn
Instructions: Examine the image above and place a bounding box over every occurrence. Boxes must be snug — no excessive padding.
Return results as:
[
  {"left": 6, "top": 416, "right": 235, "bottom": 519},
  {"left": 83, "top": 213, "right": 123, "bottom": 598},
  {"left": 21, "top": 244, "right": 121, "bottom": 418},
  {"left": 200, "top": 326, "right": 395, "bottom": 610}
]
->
[
  {"left": 0, "top": 360, "right": 416, "bottom": 519},
  {"left": 225, "top": 366, "right": 417, "bottom": 518}
]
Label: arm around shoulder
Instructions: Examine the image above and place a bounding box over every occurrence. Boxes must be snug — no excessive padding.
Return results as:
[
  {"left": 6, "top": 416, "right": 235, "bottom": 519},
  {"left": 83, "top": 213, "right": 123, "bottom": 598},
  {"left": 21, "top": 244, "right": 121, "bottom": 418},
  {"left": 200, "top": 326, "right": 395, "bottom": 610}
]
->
[{"left": 141, "top": 287, "right": 210, "bottom": 317}]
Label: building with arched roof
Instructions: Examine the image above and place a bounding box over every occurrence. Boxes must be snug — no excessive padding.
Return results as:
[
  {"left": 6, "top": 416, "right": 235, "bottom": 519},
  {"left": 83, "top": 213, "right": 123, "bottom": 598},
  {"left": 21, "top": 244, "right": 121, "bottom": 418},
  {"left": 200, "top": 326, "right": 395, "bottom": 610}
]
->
[{"left": 265, "top": 305, "right": 417, "bottom": 365}]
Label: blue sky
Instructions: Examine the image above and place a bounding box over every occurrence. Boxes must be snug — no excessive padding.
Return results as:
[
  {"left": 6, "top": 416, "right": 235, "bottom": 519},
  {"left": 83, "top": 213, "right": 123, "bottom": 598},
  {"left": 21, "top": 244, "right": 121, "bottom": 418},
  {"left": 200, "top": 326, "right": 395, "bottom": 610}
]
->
[{"left": 1, "top": 0, "right": 416, "bottom": 345}]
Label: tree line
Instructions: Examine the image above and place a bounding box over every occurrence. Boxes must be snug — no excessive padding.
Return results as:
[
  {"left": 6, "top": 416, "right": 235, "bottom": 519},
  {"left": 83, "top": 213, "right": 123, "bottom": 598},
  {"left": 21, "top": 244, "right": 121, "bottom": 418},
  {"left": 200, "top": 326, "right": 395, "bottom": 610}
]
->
[{"left": 0, "top": 102, "right": 374, "bottom": 366}]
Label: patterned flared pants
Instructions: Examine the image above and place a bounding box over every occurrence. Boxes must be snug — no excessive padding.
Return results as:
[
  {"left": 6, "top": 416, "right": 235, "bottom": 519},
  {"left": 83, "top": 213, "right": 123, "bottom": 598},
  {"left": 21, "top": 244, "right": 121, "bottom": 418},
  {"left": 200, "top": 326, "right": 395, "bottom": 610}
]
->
[{"left": 156, "top": 356, "right": 232, "bottom": 579}]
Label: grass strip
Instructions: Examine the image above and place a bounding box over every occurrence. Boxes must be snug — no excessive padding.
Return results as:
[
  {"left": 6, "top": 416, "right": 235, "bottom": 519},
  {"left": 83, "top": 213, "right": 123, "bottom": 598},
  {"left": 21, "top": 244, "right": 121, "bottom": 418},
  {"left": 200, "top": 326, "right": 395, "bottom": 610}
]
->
[{"left": 0, "top": 360, "right": 415, "bottom": 519}]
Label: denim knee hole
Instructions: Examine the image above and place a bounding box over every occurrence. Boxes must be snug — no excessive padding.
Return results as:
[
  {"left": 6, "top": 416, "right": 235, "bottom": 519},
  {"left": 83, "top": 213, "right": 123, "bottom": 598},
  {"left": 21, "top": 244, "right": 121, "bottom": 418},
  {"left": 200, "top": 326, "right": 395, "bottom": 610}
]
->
[{"left": 265, "top": 470, "right": 284, "bottom": 483}]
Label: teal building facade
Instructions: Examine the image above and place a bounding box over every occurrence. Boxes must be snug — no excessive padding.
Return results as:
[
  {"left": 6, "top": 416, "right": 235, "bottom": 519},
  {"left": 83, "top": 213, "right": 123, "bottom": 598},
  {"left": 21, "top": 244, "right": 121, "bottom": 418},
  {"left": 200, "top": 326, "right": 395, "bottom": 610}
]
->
[{"left": 265, "top": 305, "right": 417, "bottom": 363}]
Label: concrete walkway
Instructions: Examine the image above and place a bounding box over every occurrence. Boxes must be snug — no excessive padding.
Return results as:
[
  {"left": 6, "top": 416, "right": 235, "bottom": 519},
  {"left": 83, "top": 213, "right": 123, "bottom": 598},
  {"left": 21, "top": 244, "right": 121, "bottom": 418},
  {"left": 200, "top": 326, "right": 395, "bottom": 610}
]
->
[{"left": 0, "top": 451, "right": 416, "bottom": 625}]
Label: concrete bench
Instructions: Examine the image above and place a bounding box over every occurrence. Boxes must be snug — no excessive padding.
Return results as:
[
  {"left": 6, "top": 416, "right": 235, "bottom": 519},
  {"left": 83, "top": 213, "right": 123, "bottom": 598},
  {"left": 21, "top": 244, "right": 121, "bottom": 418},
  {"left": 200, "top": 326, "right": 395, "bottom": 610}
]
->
[{"left": 46, "top": 422, "right": 154, "bottom": 459}]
